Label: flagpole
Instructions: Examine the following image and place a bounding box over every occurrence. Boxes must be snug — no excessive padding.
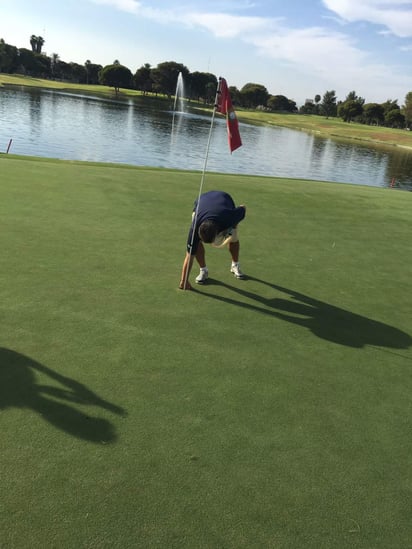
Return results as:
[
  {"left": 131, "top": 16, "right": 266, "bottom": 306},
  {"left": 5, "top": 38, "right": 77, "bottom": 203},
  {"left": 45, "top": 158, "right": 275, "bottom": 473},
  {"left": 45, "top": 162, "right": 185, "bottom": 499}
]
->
[{"left": 183, "top": 78, "right": 222, "bottom": 290}]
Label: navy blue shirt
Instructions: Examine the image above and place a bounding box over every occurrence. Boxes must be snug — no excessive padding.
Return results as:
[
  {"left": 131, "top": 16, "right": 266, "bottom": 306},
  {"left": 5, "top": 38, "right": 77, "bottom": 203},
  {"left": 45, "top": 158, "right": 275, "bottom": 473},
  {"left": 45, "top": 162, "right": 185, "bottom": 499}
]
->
[{"left": 187, "top": 191, "right": 245, "bottom": 254}]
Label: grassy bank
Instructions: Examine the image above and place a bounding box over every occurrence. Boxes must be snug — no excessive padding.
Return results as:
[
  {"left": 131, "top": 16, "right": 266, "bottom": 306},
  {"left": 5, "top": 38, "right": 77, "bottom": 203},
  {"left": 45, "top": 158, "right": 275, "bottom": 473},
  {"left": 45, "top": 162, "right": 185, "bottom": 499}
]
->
[
  {"left": 2, "top": 73, "right": 412, "bottom": 150},
  {"left": 237, "top": 109, "right": 412, "bottom": 150},
  {"left": 0, "top": 73, "right": 144, "bottom": 100},
  {"left": 1, "top": 154, "right": 411, "bottom": 548}
]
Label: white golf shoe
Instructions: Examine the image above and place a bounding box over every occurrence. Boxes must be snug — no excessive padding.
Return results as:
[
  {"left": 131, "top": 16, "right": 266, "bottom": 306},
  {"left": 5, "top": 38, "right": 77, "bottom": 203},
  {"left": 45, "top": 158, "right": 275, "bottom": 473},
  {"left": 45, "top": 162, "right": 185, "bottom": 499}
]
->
[
  {"left": 195, "top": 268, "right": 209, "bottom": 284},
  {"left": 230, "top": 263, "right": 245, "bottom": 279}
]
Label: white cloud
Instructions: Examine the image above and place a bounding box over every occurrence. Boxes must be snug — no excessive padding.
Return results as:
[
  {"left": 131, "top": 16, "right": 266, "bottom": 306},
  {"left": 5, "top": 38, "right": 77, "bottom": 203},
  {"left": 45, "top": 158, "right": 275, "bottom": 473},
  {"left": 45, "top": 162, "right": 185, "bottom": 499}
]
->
[
  {"left": 85, "top": 0, "right": 412, "bottom": 101},
  {"left": 246, "top": 25, "right": 384, "bottom": 98},
  {"left": 91, "top": 0, "right": 142, "bottom": 14},
  {"left": 251, "top": 26, "right": 365, "bottom": 69},
  {"left": 322, "top": 0, "right": 412, "bottom": 37},
  {"left": 184, "top": 12, "right": 273, "bottom": 38}
]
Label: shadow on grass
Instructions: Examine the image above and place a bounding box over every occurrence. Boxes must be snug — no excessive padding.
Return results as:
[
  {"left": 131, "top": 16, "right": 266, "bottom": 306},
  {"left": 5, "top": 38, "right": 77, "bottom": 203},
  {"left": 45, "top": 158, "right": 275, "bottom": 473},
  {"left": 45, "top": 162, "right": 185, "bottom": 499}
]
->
[
  {"left": 0, "top": 348, "right": 126, "bottom": 443},
  {"left": 200, "top": 277, "right": 411, "bottom": 350}
]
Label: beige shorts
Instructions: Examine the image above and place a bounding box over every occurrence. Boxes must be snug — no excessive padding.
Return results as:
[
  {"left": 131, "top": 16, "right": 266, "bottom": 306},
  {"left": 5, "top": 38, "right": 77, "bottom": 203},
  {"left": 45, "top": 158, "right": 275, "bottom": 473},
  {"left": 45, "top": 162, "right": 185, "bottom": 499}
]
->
[{"left": 211, "top": 227, "right": 239, "bottom": 248}]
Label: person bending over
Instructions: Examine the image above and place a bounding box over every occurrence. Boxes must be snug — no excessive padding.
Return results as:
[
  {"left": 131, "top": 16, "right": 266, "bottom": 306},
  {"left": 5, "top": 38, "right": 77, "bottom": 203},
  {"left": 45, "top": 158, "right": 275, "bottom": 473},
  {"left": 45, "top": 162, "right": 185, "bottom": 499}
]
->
[{"left": 179, "top": 190, "right": 246, "bottom": 290}]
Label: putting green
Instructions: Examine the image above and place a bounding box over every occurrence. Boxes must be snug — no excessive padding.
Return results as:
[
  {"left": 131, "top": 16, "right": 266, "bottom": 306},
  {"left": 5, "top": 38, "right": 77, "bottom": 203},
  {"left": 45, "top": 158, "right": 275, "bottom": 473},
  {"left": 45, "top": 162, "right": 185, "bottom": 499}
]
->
[{"left": 1, "top": 154, "right": 411, "bottom": 548}]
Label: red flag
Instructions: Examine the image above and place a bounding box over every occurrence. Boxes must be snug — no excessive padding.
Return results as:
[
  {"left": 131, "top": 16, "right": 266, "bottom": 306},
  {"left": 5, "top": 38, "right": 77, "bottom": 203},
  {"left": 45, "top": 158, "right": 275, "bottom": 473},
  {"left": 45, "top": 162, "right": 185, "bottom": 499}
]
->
[{"left": 216, "top": 77, "right": 242, "bottom": 153}]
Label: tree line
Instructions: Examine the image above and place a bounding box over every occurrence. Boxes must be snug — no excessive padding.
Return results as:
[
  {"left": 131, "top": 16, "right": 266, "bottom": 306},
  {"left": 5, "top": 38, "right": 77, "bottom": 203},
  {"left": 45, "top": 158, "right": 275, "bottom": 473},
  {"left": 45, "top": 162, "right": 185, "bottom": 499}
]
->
[
  {"left": 1, "top": 36, "right": 411, "bottom": 128},
  {"left": 300, "top": 90, "right": 411, "bottom": 129}
]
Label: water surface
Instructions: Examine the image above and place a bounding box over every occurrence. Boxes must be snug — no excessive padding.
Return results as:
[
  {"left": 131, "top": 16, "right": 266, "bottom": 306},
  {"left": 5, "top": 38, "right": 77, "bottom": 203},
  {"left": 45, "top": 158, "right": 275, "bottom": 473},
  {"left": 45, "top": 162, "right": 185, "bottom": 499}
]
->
[{"left": 1, "top": 87, "right": 411, "bottom": 190}]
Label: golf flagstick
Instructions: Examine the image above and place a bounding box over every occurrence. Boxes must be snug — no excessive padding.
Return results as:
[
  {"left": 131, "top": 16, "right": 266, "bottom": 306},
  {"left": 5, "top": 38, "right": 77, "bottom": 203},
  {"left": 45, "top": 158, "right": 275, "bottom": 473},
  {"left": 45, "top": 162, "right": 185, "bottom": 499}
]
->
[{"left": 183, "top": 79, "right": 223, "bottom": 290}]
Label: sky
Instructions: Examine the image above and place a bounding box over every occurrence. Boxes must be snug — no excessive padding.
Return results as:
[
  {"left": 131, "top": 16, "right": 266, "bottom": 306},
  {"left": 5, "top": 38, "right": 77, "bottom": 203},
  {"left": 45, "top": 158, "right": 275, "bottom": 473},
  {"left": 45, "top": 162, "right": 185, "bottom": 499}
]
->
[{"left": 2, "top": 0, "right": 412, "bottom": 105}]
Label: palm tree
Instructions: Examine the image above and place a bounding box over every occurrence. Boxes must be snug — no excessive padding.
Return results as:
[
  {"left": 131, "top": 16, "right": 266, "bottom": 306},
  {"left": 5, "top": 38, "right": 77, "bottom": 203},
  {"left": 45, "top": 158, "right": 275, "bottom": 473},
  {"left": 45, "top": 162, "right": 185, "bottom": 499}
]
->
[
  {"left": 85, "top": 59, "right": 91, "bottom": 84},
  {"left": 36, "top": 36, "right": 45, "bottom": 54},
  {"left": 51, "top": 53, "right": 60, "bottom": 77},
  {"left": 29, "top": 35, "right": 45, "bottom": 54},
  {"left": 30, "top": 35, "right": 37, "bottom": 52}
]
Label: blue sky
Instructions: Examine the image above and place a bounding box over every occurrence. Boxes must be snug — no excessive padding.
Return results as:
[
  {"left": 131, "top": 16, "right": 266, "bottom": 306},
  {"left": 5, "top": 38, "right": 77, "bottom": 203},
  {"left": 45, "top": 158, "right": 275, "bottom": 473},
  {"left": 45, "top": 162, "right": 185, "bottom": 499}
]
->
[{"left": 2, "top": 0, "right": 412, "bottom": 105}]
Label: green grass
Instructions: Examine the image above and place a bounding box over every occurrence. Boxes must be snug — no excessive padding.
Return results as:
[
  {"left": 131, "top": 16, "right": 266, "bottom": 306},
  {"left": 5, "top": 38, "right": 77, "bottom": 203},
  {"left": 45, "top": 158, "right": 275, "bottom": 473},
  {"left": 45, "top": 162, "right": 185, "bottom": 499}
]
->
[
  {"left": 0, "top": 72, "right": 119, "bottom": 95},
  {"left": 1, "top": 155, "right": 411, "bottom": 548},
  {"left": 0, "top": 73, "right": 159, "bottom": 102},
  {"left": 236, "top": 110, "right": 412, "bottom": 150}
]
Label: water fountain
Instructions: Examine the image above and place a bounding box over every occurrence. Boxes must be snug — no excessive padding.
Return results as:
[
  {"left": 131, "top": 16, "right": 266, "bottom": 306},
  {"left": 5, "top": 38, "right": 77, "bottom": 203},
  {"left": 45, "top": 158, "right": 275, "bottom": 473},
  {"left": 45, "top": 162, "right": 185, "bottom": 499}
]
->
[
  {"left": 171, "top": 72, "right": 185, "bottom": 141},
  {"left": 173, "top": 71, "right": 185, "bottom": 114}
]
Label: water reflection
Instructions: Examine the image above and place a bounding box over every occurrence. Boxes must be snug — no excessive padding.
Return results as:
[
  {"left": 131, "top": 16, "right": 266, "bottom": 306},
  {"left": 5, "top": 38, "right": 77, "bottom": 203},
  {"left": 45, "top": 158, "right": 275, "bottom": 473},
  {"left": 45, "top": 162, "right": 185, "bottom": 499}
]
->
[
  {"left": 1, "top": 86, "right": 412, "bottom": 190},
  {"left": 28, "top": 91, "right": 41, "bottom": 135}
]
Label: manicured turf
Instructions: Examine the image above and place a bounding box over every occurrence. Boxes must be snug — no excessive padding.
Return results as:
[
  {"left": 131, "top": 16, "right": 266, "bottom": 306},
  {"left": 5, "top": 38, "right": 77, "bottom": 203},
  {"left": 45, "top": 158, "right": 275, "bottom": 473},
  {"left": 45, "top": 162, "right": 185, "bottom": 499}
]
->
[
  {"left": 1, "top": 155, "right": 411, "bottom": 548},
  {"left": 0, "top": 73, "right": 146, "bottom": 99},
  {"left": 237, "top": 110, "right": 412, "bottom": 150}
]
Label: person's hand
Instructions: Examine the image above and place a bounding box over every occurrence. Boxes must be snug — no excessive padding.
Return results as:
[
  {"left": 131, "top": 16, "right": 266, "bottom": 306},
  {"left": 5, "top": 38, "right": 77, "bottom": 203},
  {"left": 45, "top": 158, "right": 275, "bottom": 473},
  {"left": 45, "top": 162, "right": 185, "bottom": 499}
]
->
[{"left": 179, "top": 280, "right": 193, "bottom": 290}]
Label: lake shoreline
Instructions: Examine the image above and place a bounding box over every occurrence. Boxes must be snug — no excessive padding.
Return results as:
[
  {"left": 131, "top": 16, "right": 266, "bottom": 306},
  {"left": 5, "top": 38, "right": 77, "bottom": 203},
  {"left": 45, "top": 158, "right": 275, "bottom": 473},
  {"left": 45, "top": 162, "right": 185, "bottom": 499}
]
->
[
  {"left": 2, "top": 75, "right": 412, "bottom": 190},
  {"left": 2, "top": 73, "right": 412, "bottom": 152}
]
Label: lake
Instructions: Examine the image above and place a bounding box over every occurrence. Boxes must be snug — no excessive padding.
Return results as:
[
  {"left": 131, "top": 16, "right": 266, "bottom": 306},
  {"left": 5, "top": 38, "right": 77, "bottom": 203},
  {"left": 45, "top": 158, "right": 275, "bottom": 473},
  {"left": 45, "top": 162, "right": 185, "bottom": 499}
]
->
[{"left": 1, "top": 86, "right": 412, "bottom": 190}]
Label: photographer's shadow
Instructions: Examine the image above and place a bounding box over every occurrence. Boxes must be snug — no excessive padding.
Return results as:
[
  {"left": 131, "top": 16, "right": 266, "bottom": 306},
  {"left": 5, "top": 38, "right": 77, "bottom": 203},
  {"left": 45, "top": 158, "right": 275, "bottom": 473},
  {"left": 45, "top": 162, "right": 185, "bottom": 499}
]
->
[
  {"left": 0, "top": 348, "right": 126, "bottom": 443},
  {"left": 203, "top": 277, "right": 411, "bottom": 350}
]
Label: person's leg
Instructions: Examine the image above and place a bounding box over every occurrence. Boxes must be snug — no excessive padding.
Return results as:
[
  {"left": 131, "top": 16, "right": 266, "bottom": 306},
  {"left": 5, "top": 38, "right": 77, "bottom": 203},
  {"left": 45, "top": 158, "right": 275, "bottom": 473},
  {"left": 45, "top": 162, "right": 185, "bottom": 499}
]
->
[
  {"left": 196, "top": 241, "right": 206, "bottom": 268},
  {"left": 229, "top": 238, "right": 245, "bottom": 279},
  {"left": 195, "top": 241, "right": 208, "bottom": 283},
  {"left": 229, "top": 240, "right": 239, "bottom": 262}
]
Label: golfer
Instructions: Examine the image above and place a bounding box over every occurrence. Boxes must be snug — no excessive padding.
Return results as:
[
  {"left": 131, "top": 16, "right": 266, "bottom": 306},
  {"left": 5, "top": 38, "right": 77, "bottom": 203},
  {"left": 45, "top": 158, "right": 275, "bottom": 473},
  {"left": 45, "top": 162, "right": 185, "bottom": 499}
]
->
[{"left": 179, "top": 190, "right": 246, "bottom": 290}]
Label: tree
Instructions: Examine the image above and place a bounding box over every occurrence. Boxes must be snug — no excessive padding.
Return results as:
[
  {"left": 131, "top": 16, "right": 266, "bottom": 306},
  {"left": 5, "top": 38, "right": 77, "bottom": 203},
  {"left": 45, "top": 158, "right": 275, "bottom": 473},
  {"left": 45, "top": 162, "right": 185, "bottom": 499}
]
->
[
  {"left": 385, "top": 109, "right": 405, "bottom": 128},
  {"left": 0, "top": 39, "right": 19, "bottom": 73},
  {"left": 29, "top": 35, "right": 45, "bottom": 54},
  {"left": 345, "top": 90, "right": 365, "bottom": 105},
  {"left": 402, "top": 91, "right": 412, "bottom": 128},
  {"left": 379, "top": 99, "right": 403, "bottom": 127},
  {"left": 0, "top": 39, "right": 6, "bottom": 71},
  {"left": 228, "top": 86, "right": 241, "bottom": 106},
  {"left": 18, "top": 48, "right": 50, "bottom": 77},
  {"left": 240, "top": 83, "right": 269, "bottom": 108},
  {"left": 55, "top": 60, "right": 71, "bottom": 80},
  {"left": 300, "top": 99, "right": 315, "bottom": 114},
  {"left": 150, "top": 61, "right": 190, "bottom": 97},
  {"left": 381, "top": 99, "right": 400, "bottom": 115},
  {"left": 300, "top": 96, "right": 323, "bottom": 114},
  {"left": 362, "top": 103, "right": 384, "bottom": 125},
  {"left": 205, "top": 81, "right": 217, "bottom": 104},
  {"left": 338, "top": 99, "right": 363, "bottom": 122},
  {"left": 288, "top": 99, "right": 298, "bottom": 112},
  {"left": 36, "top": 36, "right": 45, "bottom": 54},
  {"left": 321, "top": 90, "right": 337, "bottom": 118},
  {"left": 69, "top": 62, "right": 87, "bottom": 83},
  {"left": 134, "top": 63, "right": 153, "bottom": 94},
  {"left": 51, "top": 53, "right": 60, "bottom": 78},
  {"left": 85, "top": 59, "right": 91, "bottom": 84},
  {"left": 188, "top": 71, "right": 217, "bottom": 103},
  {"left": 338, "top": 91, "right": 365, "bottom": 122},
  {"left": 99, "top": 63, "right": 133, "bottom": 94},
  {"left": 267, "top": 94, "right": 294, "bottom": 112},
  {"left": 83, "top": 61, "right": 102, "bottom": 85}
]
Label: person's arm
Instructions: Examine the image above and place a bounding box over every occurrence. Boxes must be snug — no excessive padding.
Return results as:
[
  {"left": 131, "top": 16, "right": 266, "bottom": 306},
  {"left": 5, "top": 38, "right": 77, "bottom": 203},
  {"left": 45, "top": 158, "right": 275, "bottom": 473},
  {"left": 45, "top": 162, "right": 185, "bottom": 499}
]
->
[
  {"left": 236, "top": 204, "right": 246, "bottom": 221},
  {"left": 179, "top": 251, "right": 195, "bottom": 290},
  {"left": 229, "top": 205, "right": 246, "bottom": 227}
]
